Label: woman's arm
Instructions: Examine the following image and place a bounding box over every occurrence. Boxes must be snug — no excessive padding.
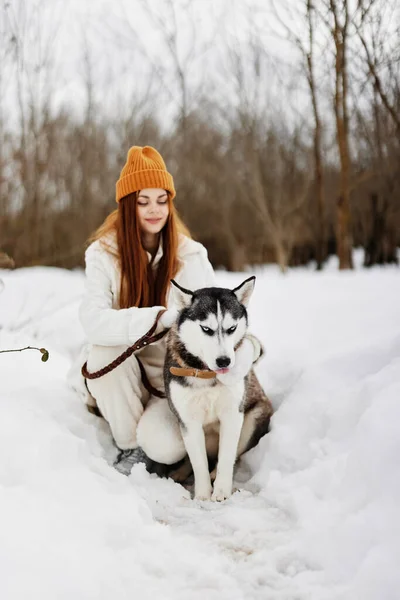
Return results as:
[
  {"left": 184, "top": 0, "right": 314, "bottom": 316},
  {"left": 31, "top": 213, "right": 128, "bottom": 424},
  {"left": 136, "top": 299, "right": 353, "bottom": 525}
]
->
[
  {"left": 190, "top": 245, "right": 216, "bottom": 288},
  {"left": 79, "top": 245, "right": 164, "bottom": 346}
]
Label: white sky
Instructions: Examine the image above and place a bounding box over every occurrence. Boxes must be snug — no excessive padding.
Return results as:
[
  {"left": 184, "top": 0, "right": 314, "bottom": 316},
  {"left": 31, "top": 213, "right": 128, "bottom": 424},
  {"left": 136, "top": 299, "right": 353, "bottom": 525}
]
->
[
  {"left": 2, "top": 0, "right": 398, "bottom": 142},
  {"left": 2, "top": 0, "right": 301, "bottom": 129}
]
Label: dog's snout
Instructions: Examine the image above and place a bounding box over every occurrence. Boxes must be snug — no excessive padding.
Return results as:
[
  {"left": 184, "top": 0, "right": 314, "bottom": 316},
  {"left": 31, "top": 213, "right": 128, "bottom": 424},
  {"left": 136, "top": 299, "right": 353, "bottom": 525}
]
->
[{"left": 216, "top": 356, "right": 231, "bottom": 368}]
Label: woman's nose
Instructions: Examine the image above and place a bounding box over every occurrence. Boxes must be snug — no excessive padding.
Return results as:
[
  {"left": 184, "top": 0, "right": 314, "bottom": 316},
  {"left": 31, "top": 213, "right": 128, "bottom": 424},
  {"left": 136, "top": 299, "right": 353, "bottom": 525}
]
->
[{"left": 148, "top": 203, "right": 159, "bottom": 214}]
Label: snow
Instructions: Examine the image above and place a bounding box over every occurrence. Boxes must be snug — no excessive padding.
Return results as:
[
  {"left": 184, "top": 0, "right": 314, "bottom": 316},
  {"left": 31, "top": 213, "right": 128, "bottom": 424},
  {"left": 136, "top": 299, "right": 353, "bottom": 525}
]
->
[{"left": 0, "top": 257, "right": 399, "bottom": 600}]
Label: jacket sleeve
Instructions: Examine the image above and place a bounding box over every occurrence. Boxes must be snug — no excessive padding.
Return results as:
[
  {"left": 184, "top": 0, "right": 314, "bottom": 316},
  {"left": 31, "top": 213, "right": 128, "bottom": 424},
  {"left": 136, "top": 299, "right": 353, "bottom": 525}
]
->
[
  {"left": 244, "top": 333, "right": 264, "bottom": 364},
  {"left": 193, "top": 246, "right": 216, "bottom": 288},
  {"left": 79, "top": 245, "right": 164, "bottom": 346},
  {"left": 202, "top": 248, "right": 216, "bottom": 287}
]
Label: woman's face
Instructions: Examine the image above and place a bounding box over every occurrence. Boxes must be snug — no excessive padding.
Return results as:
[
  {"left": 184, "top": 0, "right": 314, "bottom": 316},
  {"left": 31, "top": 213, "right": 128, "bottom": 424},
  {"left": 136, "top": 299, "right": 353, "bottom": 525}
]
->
[{"left": 137, "top": 188, "right": 169, "bottom": 235}]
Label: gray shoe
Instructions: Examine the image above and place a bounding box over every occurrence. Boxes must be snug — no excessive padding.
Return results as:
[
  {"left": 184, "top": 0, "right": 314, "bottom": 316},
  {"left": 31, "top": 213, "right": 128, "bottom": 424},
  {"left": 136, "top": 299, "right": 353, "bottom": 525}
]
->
[{"left": 113, "top": 447, "right": 148, "bottom": 476}]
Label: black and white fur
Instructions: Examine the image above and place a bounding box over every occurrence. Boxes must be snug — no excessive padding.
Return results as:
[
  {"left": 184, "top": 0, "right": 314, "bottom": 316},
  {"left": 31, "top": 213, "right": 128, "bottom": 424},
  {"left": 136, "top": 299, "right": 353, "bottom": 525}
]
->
[{"left": 164, "top": 277, "right": 273, "bottom": 501}]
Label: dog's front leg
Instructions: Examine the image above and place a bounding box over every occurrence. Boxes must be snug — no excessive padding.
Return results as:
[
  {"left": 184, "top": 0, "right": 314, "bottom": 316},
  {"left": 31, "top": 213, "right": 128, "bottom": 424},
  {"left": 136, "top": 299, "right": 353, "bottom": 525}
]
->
[
  {"left": 212, "top": 410, "right": 244, "bottom": 502},
  {"left": 181, "top": 421, "right": 212, "bottom": 501}
]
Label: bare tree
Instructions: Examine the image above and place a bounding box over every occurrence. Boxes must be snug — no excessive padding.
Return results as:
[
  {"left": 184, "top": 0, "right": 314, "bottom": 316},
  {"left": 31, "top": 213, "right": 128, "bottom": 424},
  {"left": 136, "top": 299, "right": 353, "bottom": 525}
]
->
[
  {"left": 306, "top": 0, "right": 327, "bottom": 269},
  {"left": 225, "top": 30, "right": 313, "bottom": 272},
  {"left": 118, "top": 0, "right": 203, "bottom": 144},
  {"left": 0, "top": 0, "right": 12, "bottom": 226},
  {"left": 270, "top": 0, "right": 328, "bottom": 269},
  {"left": 355, "top": 0, "right": 400, "bottom": 133},
  {"left": 350, "top": 0, "right": 400, "bottom": 265},
  {"left": 4, "top": 0, "right": 61, "bottom": 263},
  {"left": 326, "top": 0, "right": 353, "bottom": 269}
]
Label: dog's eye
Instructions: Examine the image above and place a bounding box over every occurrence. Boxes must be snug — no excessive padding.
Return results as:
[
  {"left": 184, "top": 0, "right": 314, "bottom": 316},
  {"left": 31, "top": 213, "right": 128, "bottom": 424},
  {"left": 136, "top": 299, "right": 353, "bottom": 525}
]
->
[
  {"left": 200, "top": 325, "right": 214, "bottom": 335},
  {"left": 226, "top": 325, "right": 237, "bottom": 334}
]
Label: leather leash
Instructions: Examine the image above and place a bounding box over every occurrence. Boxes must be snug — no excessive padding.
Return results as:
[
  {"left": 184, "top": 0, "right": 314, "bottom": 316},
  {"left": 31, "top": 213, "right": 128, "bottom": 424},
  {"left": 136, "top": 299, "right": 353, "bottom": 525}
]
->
[
  {"left": 81, "top": 309, "right": 218, "bottom": 404},
  {"left": 136, "top": 356, "right": 166, "bottom": 399},
  {"left": 82, "top": 309, "right": 168, "bottom": 399}
]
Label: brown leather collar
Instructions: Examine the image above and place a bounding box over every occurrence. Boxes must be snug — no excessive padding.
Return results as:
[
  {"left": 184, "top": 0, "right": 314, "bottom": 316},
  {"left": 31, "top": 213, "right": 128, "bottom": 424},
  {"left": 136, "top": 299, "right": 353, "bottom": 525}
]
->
[{"left": 169, "top": 366, "right": 217, "bottom": 379}]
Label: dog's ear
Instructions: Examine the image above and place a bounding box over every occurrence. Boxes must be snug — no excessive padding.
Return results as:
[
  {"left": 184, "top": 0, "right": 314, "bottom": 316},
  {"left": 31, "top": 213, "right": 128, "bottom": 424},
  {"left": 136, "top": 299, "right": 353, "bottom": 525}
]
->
[
  {"left": 170, "top": 279, "right": 193, "bottom": 310},
  {"left": 232, "top": 276, "right": 255, "bottom": 308}
]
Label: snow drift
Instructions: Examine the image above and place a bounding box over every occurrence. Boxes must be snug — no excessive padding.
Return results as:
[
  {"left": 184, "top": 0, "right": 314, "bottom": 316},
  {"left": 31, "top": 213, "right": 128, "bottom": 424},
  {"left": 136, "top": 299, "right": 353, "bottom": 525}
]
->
[{"left": 0, "top": 258, "right": 399, "bottom": 600}]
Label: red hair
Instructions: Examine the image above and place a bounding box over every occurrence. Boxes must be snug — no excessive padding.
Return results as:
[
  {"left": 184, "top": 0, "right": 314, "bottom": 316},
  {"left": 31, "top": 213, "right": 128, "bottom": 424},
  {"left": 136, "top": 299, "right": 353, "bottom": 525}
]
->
[{"left": 89, "top": 192, "right": 191, "bottom": 308}]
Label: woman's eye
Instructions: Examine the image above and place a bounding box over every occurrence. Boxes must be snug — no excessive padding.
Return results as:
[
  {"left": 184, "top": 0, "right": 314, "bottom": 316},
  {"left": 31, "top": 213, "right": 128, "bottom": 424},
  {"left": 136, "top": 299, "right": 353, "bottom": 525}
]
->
[
  {"left": 200, "top": 325, "right": 214, "bottom": 335},
  {"left": 227, "top": 326, "right": 237, "bottom": 334},
  {"left": 158, "top": 200, "right": 168, "bottom": 205},
  {"left": 137, "top": 202, "right": 148, "bottom": 206}
]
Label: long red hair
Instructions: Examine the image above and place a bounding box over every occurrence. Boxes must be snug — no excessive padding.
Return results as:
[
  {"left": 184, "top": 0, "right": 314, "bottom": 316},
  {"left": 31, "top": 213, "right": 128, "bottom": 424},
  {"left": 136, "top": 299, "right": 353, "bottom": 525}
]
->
[{"left": 89, "top": 192, "right": 191, "bottom": 308}]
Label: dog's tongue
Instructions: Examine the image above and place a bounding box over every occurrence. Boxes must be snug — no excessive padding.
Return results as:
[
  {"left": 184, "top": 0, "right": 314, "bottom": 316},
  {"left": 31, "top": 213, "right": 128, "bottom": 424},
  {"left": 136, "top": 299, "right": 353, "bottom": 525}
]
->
[{"left": 215, "top": 368, "right": 230, "bottom": 374}]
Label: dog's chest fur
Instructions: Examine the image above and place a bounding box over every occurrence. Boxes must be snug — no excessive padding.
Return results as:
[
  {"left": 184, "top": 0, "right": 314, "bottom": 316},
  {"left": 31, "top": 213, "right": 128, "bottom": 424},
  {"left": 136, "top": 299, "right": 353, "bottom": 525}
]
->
[{"left": 169, "top": 379, "right": 245, "bottom": 426}]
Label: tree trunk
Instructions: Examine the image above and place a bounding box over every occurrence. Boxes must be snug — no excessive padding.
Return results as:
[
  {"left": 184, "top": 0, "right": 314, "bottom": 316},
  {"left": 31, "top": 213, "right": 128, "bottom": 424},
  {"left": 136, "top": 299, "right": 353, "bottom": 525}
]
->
[
  {"left": 275, "top": 238, "right": 289, "bottom": 273},
  {"left": 306, "top": 0, "right": 326, "bottom": 269},
  {"left": 331, "top": 1, "right": 353, "bottom": 269}
]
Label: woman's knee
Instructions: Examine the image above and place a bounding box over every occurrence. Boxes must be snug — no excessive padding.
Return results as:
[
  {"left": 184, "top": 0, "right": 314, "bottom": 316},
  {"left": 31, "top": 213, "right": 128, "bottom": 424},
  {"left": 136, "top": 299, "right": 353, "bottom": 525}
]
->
[
  {"left": 87, "top": 343, "right": 130, "bottom": 370},
  {"left": 137, "top": 399, "right": 186, "bottom": 465},
  {"left": 85, "top": 345, "right": 146, "bottom": 448}
]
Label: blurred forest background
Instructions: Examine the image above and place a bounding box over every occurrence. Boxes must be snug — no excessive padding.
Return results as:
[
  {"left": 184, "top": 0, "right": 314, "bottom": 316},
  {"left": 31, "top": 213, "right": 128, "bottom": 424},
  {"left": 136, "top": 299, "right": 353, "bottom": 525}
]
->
[{"left": 0, "top": 0, "right": 399, "bottom": 272}]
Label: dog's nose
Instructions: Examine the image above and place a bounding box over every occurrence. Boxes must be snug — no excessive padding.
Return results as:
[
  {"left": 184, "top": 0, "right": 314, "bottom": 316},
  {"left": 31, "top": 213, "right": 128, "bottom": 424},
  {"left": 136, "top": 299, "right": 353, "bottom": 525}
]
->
[{"left": 216, "top": 356, "right": 231, "bottom": 368}]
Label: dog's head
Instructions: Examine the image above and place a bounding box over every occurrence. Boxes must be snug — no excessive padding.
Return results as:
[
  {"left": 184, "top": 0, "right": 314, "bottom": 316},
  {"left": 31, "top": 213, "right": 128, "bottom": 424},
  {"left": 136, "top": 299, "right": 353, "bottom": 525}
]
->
[{"left": 169, "top": 277, "right": 255, "bottom": 372}]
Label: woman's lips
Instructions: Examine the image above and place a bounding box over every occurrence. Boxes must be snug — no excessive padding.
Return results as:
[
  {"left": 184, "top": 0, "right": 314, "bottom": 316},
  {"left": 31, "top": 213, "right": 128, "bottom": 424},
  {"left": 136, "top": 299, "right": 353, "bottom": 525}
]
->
[{"left": 146, "top": 218, "right": 162, "bottom": 224}]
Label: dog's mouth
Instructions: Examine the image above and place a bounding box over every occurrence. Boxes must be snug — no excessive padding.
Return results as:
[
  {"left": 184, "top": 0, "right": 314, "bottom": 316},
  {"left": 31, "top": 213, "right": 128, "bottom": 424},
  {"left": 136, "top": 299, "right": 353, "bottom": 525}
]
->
[{"left": 215, "top": 368, "right": 230, "bottom": 374}]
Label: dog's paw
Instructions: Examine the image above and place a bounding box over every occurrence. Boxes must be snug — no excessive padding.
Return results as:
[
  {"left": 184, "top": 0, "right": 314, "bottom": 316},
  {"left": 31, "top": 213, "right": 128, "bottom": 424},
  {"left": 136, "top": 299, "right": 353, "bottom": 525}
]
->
[
  {"left": 194, "top": 483, "right": 212, "bottom": 501},
  {"left": 211, "top": 482, "right": 232, "bottom": 502}
]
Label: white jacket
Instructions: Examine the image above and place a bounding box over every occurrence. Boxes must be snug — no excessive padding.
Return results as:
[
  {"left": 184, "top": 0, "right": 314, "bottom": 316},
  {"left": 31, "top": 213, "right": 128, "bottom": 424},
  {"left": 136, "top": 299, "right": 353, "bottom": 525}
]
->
[
  {"left": 79, "top": 233, "right": 215, "bottom": 347},
  {"left": 68, "top": 232, "right": 215, "bottom": 403}
]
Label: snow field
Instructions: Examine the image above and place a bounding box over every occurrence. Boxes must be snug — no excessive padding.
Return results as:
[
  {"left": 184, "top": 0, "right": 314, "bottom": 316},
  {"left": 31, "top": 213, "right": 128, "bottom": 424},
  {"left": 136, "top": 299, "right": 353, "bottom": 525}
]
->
[{"left": 0, "top": 259, "right": 399, "bottom": 599}]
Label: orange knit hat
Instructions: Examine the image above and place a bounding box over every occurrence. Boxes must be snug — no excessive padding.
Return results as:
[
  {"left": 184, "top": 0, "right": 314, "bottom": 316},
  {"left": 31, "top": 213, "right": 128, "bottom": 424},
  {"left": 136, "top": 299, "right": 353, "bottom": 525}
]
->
[{"left": 116, "top": 145, "right": 176, "bottom": 202}]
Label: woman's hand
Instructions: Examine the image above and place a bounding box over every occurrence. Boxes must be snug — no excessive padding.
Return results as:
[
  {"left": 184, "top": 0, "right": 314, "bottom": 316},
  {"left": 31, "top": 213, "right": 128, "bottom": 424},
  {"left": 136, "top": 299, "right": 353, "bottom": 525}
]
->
[{"left": 159, "top": 307, "right": 180, "bottom": 329}]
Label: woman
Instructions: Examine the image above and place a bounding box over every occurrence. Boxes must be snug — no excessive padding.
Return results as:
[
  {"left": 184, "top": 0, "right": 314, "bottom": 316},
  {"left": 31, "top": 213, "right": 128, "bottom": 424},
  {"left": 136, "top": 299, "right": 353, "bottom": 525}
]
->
[{"left": 72, "top": 145, "right": 258, "bottom": 476}]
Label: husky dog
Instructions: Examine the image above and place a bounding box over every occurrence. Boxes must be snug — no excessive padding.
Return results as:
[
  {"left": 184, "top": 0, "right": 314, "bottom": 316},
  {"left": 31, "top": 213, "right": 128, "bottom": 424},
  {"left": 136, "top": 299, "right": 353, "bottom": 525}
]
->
[{"left": 164, "top": 276, "right": 273, "bottom": 501}]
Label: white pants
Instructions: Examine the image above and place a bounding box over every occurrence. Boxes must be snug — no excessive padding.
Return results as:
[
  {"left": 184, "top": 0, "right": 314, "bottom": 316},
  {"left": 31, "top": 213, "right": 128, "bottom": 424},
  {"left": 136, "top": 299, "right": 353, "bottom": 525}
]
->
[{"left": 86, "top": 344, "right": 186, "bottom": 464}]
